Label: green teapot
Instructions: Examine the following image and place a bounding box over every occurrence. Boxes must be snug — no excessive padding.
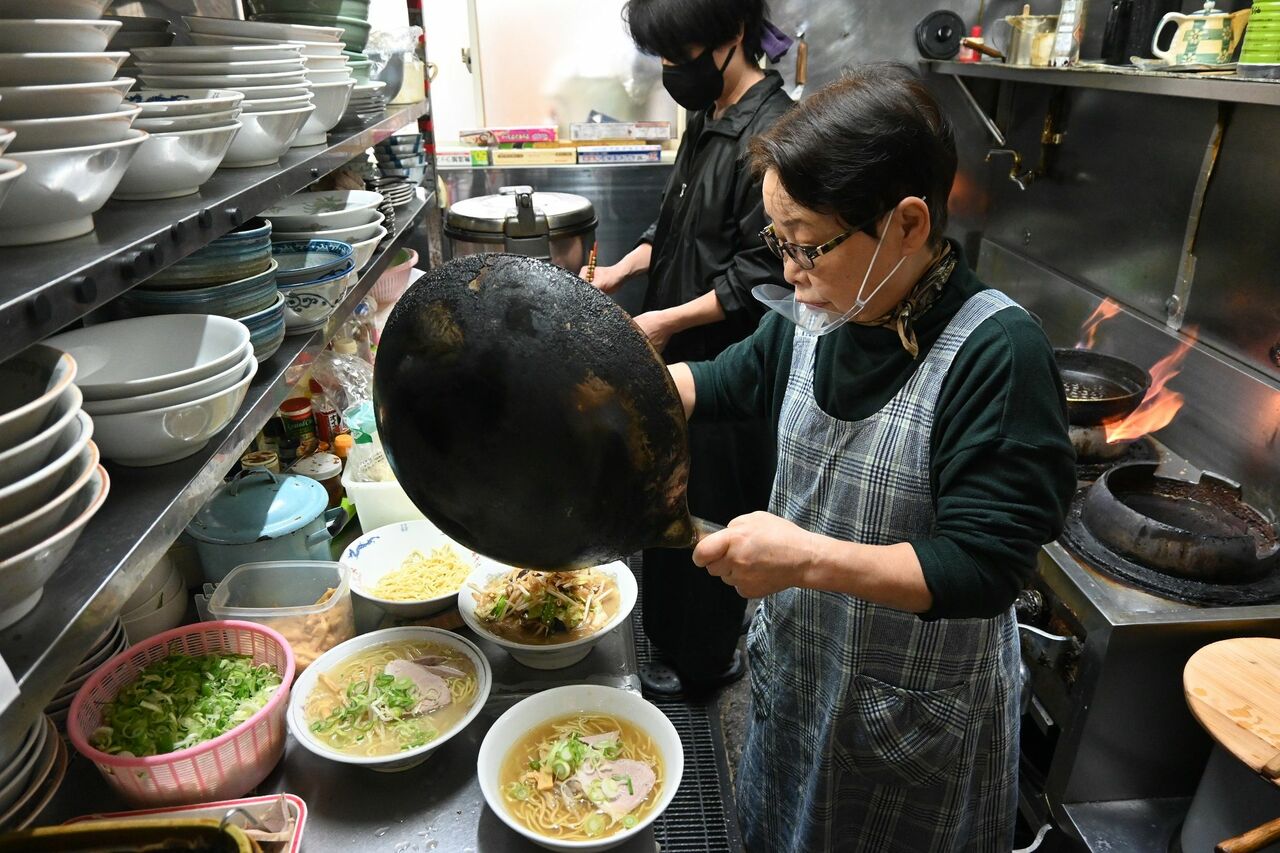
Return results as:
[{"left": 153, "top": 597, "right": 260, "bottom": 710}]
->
[{"left": 1151, "top": 0, "right": 1251, "bottom": 66}]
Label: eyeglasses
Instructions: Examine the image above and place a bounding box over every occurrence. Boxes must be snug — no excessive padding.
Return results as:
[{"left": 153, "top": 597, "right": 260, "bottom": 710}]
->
[{"left": 759, "top": 207, "right": 897, "bottom": 270}]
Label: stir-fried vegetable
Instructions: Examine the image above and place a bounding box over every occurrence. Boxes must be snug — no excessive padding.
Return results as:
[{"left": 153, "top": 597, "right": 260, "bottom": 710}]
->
[
  {"left": 91, "top": 653, "right": 282, "bottom": 757},
  {"left": 309, "top": 672, "right": 437, "bottom": 751},
  {"left": 472, "top": 568, "right": 617, "bottom": 641}
]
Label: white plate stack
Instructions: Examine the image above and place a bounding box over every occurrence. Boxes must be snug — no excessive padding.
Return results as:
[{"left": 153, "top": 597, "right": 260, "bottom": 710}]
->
[
  {"left": 133, "top": 41, "right": 315, "bottom": 168},
  {"left": 337, "top": 79, "right": 386, "bottom": 128},
  {"left": 120, "top": 552, "right": 186, "bottom": 643},
  {"left": 0, "top": 715, "right": 66, "bottom": 832},
  {"left": 181, "top": 16, "right": 352, "bottom": 148},
  {"left": 0, "top": 0, "right": 146, "bottom": 245},
  {"left": 0, "top": 345, "right": 107, "bottom": 632},
  {"left": 266, "top": 188, "right": 387, "bottom": 272},
  {"left": 44, "top": 619, "right": 128, "bottom": 728}
]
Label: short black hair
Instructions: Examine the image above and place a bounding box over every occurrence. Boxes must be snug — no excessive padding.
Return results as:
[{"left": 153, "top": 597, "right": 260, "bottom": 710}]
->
[
  {"left": 749, "top": 64, "right": 957, "bottom": 244},
  {"left": 624, "top": 0, "right": 768, "bottom": 64}
]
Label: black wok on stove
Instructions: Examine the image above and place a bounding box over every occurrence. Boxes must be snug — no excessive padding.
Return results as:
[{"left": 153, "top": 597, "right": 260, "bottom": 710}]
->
[{"left": 1054, "top": 348, "right": 1152, "bottom": 427}]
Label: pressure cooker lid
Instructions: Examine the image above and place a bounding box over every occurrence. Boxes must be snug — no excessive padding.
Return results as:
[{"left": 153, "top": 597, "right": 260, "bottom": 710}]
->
[
  {"left": 186, "top": 470, "right": 328, "bottom": 544},
  {"left": 445, "top": 191, "right": 597, "bottom": 237}
]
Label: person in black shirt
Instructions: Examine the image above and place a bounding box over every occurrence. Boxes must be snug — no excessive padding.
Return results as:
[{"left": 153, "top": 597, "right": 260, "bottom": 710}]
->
[{"left": 580, "top": 0, "right": 792, "bottom": 696}]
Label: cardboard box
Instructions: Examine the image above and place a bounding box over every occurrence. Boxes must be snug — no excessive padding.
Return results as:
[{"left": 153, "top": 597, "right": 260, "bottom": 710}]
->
[
  {"left": 570, "top": 121, "right": 672, "bottom": 141},
  {"left": 491, "top": 148, "right": 577, "bottom": 166},
  {"left": 458, "top": 126, "right": 558, "bottom": 145},
  {"left": 576, "top": 145, "right": 663, "bottom": 164}
]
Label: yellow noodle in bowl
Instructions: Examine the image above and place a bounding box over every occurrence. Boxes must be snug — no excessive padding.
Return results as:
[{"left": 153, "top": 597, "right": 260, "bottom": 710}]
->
[{"left": 372, "top": 546, "right": 472, "bottom": 601}]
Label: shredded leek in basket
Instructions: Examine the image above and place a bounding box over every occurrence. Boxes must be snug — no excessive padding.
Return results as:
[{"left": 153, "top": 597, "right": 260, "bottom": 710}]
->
[{"left": 91, "top": 653, "right": 282, "bottom": 757}]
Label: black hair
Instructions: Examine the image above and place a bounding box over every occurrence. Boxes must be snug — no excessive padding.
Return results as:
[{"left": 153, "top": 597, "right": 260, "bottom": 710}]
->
[
  {"left": 624, "top": 0, "right": 768, "bottom": 64},
  {"left": 749, "top": 64, "right": 957, "bottom": 244}
]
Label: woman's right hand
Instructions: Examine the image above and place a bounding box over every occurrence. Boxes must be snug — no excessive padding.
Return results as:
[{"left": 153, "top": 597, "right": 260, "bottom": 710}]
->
[{"left": 582, "top": 263, "right": 628, "bottom": 294}]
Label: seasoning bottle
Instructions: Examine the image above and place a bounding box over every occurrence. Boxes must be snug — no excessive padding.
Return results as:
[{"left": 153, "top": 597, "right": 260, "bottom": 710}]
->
[
  {"left": 292, "top": 452, "right": 344, "bottom": 508},
  {"left": 309, "top": 380, "right": 341, "bottom": 444},
  {"left": 277, "top": 397, "right": 317, "bottom": 461},
  {"left": 1050, "top": 0, "right": 1088, "bottom": 66},
  {"left": 333, "top": 433, "right": 354, "bottom": 463},
  {"left": 240, "top": 449, "right": 280, "bottom": 474}
]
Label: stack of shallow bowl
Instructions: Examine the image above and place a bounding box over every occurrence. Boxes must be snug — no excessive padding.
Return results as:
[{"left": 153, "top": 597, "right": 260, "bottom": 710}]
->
[
  {"left": 270, "top": 239, "right": 357, "bottom": 332},
  {"left": 119, "top": 552, "right": 185, "bottom": 642},
  {"left": 0, "top": 715, "right": 66, "bottom": 832},
  {"left": 43, "top": 619, "right": 127, "bottom": 729},
  {"left": 264, "top": 188, "right": 382, "bottom": 273},
  {"left": 270, "top": 196, "right": 384, "bottom": 272},
  {"left": 336, "top": 78, "right": 385, "bottom": 128},
  {"left": 125, "top": 218, "right": 286, "bottom": 361},
  {"left": 0, "top": 345, "right": 105, "bottom": 631},
  {"left": 244, "top": 0, "right": 371, "bottom": 53},
  {"left": 134, "top": 40, "right": 315, "bottom": 167},
  {"left": 0, "top": 0, "right": 146, "bottom": 245},
  {"left": 114, "top": 83, "right": 244, "bottom": 198},
  {"left": 45, "top": 314, "right": 257, "bottom": 467}
]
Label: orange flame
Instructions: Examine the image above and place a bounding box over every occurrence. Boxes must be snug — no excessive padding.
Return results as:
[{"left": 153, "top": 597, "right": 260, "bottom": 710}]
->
[
  {"left": 1104, "top": 328, "right": 1197, "bottom": 444},
  {"left": 1076, "top": 299, "right": 1122, "bottom": 350}
]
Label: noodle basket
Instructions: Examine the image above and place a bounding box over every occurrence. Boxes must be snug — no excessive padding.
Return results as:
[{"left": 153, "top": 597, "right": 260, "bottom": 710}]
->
[{"left": 67, "top": 620, "right": 296, "bottom": 807}]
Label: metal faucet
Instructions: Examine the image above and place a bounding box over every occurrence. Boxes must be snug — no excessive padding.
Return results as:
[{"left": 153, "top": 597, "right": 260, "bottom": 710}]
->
[{"left": 985, "top": 148, "right": 1036, "bottom": 191}]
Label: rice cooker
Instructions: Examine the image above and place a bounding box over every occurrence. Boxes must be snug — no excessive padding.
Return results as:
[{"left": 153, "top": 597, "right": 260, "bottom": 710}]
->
[{"left": 443, "top": 186, "right": 597, "bottom": 271}]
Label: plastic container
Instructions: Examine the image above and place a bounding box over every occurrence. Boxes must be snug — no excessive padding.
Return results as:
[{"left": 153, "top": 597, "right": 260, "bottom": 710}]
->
[
  {"left": 369, "top": 247, "right": 417, "bottom": 306},
  {"left": 340, "top": 440, "right": 424, "bottom": 531},
  {"left": 290, "top": 451, "right": 342, "bottom": 508},
  {"left": 67, "top": 620, "right": 295, "bottom": 807},
  {"left": 207, "top": 561, "right": 355, "bottom": 672}
]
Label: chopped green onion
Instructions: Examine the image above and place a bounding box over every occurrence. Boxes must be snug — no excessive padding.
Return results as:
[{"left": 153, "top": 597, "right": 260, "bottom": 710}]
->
[
  {"left": 583, "top": 814, "right": 608, "bottom": 837},
  {"left": 491, "top": 594, "right": 508, "bottom": 619},
  {"left": 612, "top": 774, "right": 634, "bottom": 796},
  {"left": 528, "top": 759, "right": 541, "bottom": 771},
  {"left": 506, "top": 781, "right": 531, "bottom": 801},
  {"left": 622, "top": 815, "right": 638, "bottom": 829}
]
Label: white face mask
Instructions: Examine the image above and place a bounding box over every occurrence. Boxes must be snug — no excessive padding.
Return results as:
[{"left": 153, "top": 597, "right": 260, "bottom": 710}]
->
[{"left": 753, "top": 204, "right": 911, "bottom": 337}]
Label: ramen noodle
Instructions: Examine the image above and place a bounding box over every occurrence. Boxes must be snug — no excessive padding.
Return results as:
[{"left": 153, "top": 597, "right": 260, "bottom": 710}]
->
[{"left": 371, "top": 546, "right": 471, "bottom": 601}]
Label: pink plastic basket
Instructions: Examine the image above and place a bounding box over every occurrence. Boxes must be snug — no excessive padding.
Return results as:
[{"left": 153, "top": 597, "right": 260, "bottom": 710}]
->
[
  {"left": 67, "top": 620, "right": 296, "bottom": 807},
  {"left": 370, "top": 247, "right": 418, "bottom": 307}
]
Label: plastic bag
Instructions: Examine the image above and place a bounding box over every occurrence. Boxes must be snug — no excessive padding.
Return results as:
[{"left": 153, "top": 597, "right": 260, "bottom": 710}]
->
[{"left": 310, "top": 351, "right": 373, "bottom": 415}]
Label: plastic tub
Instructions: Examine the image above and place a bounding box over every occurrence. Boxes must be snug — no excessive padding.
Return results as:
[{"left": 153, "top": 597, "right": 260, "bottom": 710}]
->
[
  {"left": 67, "top": 620, "right": 295, "bottom": 807},
  {"left": 207, "top": 561, "right": 354, "bottom": 672},
  {"left": 340, "top": 440, "right": 423, "bottom": 532},
  {"left": 369, "top": 246, "right": 416, "bottom": 307}
]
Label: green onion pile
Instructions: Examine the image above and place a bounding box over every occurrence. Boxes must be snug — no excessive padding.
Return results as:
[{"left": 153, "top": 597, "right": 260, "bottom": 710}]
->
[
  {"left": 91, "top": 653, "right": 282, "bottom": 757},
  {"left": 309, "top": 672, "right": 438, "bottom": 751}
]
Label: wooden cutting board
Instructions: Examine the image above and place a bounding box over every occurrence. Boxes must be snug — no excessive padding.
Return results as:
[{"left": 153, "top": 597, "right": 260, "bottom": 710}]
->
[{"left": 1185, "top": 637, "right": 1280, "bottom": 784}]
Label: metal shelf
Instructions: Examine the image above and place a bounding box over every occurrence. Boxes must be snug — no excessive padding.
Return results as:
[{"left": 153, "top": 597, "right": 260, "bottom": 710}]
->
[
  {"left": 0, "top": 101, "right": 430, "bottom": 365},
  {"left": 923, "top": 59, "right": 1280, "bottom": 107},
  {"left": 0, "top": 192, "right": 430, "bottom": 738}
]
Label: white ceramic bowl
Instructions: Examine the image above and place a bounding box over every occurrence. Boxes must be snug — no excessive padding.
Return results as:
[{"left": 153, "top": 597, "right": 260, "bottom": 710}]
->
[
  {"left": 139, "top": 70, "right": 309, "bottom": 88},
  {"left": 280, "top": 265, "right": 353, "bottom": 331},
  {"left": 227, "top": 82, "right": 312, "bottom": 101},
  {"left": 458, "top": 561, "right": 637, "bottom": 671},
  {"left": 0, "top": 129, "right": 147, "bottom": 246},
  {"left": 0, "top": 462, "right": 107, "bottom": 631},
  {"left": 187, "top": 33, "right": 345, "bottom": 56},
  {"left": 4, "top": 104, "right": 140, "bottom": 153},
  {"left": 263, "top": 189, "right": 382, "bottom": 230},
  {"left": 287, "top": 626, "right": 492, "bottom": 772},
  {"left": 220, "top": 103, "right": 312, "bottom": 167},
  {"left": 341, "top": 519, "right": 504, "bottom": 618},
  {"left": 184, "top": 15, "right": 342, "bottom": 42},
  {"left": 126, "top": 87, "right": 244, "bottom": 116},
  {"left": 0, "top": 128, "right": 14, "bottom": 156},
  {"left": 0, "top": 0, "right": 109, "bottom": 18},
  {"left": 240, "top": 93, "right": 312, "bottom": 113},
  {"left": 0, "top": 51, "right": 128, "bottom": 85},
  {"left": 302, "top": 68, "right": 353, "bottom": 85},
  {"left": 83, "top": 345, "right": 252, "bottom": 416},
  {"left": 136, "top": 58, "right": 306, "bottom": 76},
  {"left": 0, "top": 19, "right": 121, "bottom": 53},
  {"left": 303, "top": 55, "right": 349, "bottom": 71},
  {"left": 0, "top": 717, "right": 46, "bottom": 809},
  {"left": 0, "top": 383, "right": 81, "bottom": 485},
  {"left": 132, "top": 44, "right": 303, "bottom": 63},
  {"left": 0, "top": 156, "right": 21, "bottom": 212},
  {"left": 45, "top": 313, "right": 250, "bottom": 401},
  {"left": 133, "top": 107, "right": 241, "bottom": 132},
  {"left": 290, "top": 78, "right": 351, "bottom": 146},
  {"left": 122, "top": 567, "right": 187, "bottom": 642},
  {"left": 477, "top": 685, "right": 684, "bottom": 853},
  {"left": 272, "top": 209, "right": 382, "bottom": 243},
  {"left": 122, "top": 561, "right": 183, "bottom": 622},
  {"left": 0, "top": 415, "right": 92, "bottom": 531},
  {"left": 0, "top": 343, "right": 76, "bottom": 447},
  {"left": 0, "top": 79, "right": 133, "bottom": 119},
  {"left": 92, "top": 358, "right": 256, "bottom": 466},
  {"left": 0, "top": 440, "right": 98, "bottom": 561},
  {"left": 113, "top": 120, "right": 241, "bottom": 200},
  {"left": 349, "top": 225, "right": 386, "bottom": 271},
  {"left": 122, "top": 552, "right": 177, "bottom": 612}
]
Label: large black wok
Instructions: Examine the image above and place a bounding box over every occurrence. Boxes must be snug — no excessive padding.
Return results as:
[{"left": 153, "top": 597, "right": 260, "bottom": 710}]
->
[
  {"left": 373, "top": 253, "right": 713, "bottom": 570},
  {"left": 1054, "top": 348, "right": 1152, "bottom": 426}
]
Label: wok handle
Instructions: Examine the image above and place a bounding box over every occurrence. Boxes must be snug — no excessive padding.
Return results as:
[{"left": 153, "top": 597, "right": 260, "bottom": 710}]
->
[
  {"left": 1217, "top": 817, "right": 1280, "bottom": 853},
  {"left": 690, "top": 517, "right": 725, "bottom": 543}
]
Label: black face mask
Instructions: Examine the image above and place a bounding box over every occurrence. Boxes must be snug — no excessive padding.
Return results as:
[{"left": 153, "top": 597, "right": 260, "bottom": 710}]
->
[{"left": 662, "top": 45, "right": 736, "bottom": 111}]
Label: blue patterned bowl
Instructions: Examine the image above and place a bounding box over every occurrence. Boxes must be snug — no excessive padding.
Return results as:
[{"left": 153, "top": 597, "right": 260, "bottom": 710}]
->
[
  {"left": 125, "top": 258, "right": 279, "bottom": 317},
  {"left": 271, "top": 239, "right": 353, "bottom": 286},
  {"left": 148, "top": 217, "right": 274, "bottom": 288},
  {"left": 236, "top": 292, "right": 286, "bottom": 361}
]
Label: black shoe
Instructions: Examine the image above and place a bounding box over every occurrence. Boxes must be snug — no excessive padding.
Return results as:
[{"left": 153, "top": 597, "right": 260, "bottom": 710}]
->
[{"left": 639, "top": 650, "right": 744, "bottom": 700}]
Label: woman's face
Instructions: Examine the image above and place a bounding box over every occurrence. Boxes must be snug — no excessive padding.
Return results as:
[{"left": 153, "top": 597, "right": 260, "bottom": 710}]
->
[{"left": 761, "top": 169, "right": 931, "bottom": 323}]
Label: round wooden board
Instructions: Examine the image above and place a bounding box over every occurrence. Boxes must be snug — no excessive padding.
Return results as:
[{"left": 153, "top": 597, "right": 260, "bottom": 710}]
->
[{"left": 1185, "top": 637, "right": 1280, "bottom": 785}]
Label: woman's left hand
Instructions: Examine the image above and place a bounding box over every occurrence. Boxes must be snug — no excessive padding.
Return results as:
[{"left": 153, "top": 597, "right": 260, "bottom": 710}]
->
[
  {"left": 632, "top": 310, "right": 676, "bottom": 354},
  {"left": 692, "top": 511, "right": 816, "bottom": 598}
]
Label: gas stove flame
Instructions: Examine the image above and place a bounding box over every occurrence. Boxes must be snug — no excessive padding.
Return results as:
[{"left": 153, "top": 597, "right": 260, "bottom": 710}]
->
[
  {"left": 1104, "top": 328, "right": 1197, "bottom": 444},
  {"left": 1075, "top": 298, "right": 1122, "bottom": 350}
]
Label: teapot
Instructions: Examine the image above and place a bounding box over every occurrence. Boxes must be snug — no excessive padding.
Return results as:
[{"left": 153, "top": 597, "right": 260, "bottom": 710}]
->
[{"left": 1151, "top": 0, "right": 1251, "bottom": 66}]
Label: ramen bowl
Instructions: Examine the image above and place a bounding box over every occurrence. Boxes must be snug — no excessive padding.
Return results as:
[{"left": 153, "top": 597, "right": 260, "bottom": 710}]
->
[
  {"left": 286, "top": 626, "right": 492, "bottom": 771},
  {"left": 458, "top": 561, "right": 637, "bottom": 670},
  {"left": 477, "top": 685, "right": 683, "bottom": 852}
]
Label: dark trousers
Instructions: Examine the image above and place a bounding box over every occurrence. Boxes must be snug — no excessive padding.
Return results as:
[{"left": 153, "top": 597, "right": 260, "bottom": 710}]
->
[{"left": 642, "top": 416, "right": 774, "bottom": 684}]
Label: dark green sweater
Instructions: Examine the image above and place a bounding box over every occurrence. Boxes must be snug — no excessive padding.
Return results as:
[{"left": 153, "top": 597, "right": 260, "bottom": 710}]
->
[{"left": 687, "top": 246, "right": 1076, "bottom": 620}]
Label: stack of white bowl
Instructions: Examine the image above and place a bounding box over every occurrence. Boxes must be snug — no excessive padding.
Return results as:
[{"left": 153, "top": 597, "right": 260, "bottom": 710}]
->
[
  {"left": 45, "top": 314, "right": 257, "bottom": 467},
  {"left": 0, "top": 0, "right": 146, "bottom": 245},
  {"left": 267, "top": 188, "right": 386, "bottom": 272},
  {"left": 43, "top": 619, "right": 127, "bottom": 729},
  {"left": 182, "top": 16, "right": 353, "bottom": 149},
  {"left": 113, "top": 83, "right": 243, "bottom": 199},
  {"left": 0, "top": 714, "right": 65, "bottom": 832},
  {"left": 134, "top": 41, "right": 314, "bottom": 167},
  {"left": 337, "top": 79, "right": 386, "bottom": 128},
  {"left": 119, "top": 551, "right": 186, "bottom": 643},
  {"left": 0, "top": 345, "right": 105, "bottom": 631}
]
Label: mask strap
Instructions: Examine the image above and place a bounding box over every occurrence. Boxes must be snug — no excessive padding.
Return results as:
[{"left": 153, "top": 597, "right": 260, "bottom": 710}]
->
[{"left": 718, "top": 45, "right": 737, "bottom": 73}]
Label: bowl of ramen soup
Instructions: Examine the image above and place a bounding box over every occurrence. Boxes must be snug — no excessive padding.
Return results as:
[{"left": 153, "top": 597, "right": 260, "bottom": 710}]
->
[
  {"left": 477, "top": 685, "right": 683, "bottom": 852},
  {"left": 287, "top": 626, "right": 491, "bottom": 771},
  {"left": 458, "top": 561, "right": 637, "bottom": 670},
  {"left": 343, "top": 520, "right": 507, "bottom": 618}
]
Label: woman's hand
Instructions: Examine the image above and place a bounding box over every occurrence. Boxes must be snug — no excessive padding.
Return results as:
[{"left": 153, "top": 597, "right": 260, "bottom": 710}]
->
[
  {"left": 633, "top": 310, "right": 677, "bottom": 354},
  {"left": 692, "top": 512, "right": 817, "bottom": 598},
  {"left": 583, "top": 263, "right": 629, "bottom": 294}
]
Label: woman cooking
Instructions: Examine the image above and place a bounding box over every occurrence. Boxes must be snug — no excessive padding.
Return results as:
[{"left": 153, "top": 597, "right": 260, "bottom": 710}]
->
[
  {"left": 583, "top": 0, "right": 792, "bottom": 698},
  {"left": 669, "top": 66, "right": 1077, "bottom": 851}
]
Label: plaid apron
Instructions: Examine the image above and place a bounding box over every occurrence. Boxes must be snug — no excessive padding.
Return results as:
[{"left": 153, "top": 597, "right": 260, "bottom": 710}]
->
[{"left": 737, "top": 290, "right": 1023, "bottom": 853}]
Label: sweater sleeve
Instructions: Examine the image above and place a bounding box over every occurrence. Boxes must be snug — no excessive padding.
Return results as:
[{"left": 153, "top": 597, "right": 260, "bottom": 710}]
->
[
  {"left": 687, "top": 311, "right": 790, "bottom": 424},
  {"left": 707, "top": 157, "right": 783, "bottom": 335},
  {"left": 912, "top": 309, "right": 1077, "bottom": 620}
]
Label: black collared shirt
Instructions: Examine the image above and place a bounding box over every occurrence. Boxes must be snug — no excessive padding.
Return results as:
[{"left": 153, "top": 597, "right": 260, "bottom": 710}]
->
[{"left": 640, "top": 70, "right": 793, "bottom": 363}]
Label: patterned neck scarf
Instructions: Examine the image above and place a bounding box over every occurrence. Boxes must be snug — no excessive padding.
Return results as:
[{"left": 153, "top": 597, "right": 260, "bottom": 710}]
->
[{"left": 865, "top": 243, "right": 957, "bottom": 359}]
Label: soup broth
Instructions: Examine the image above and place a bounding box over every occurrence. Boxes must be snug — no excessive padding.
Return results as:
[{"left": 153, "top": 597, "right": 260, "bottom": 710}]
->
[
  {"left": 500, "top": 713, "right": 663, "bottom": 840},
  {"left": 305, "top": 639, "right": 478, "bottom": 757}
]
